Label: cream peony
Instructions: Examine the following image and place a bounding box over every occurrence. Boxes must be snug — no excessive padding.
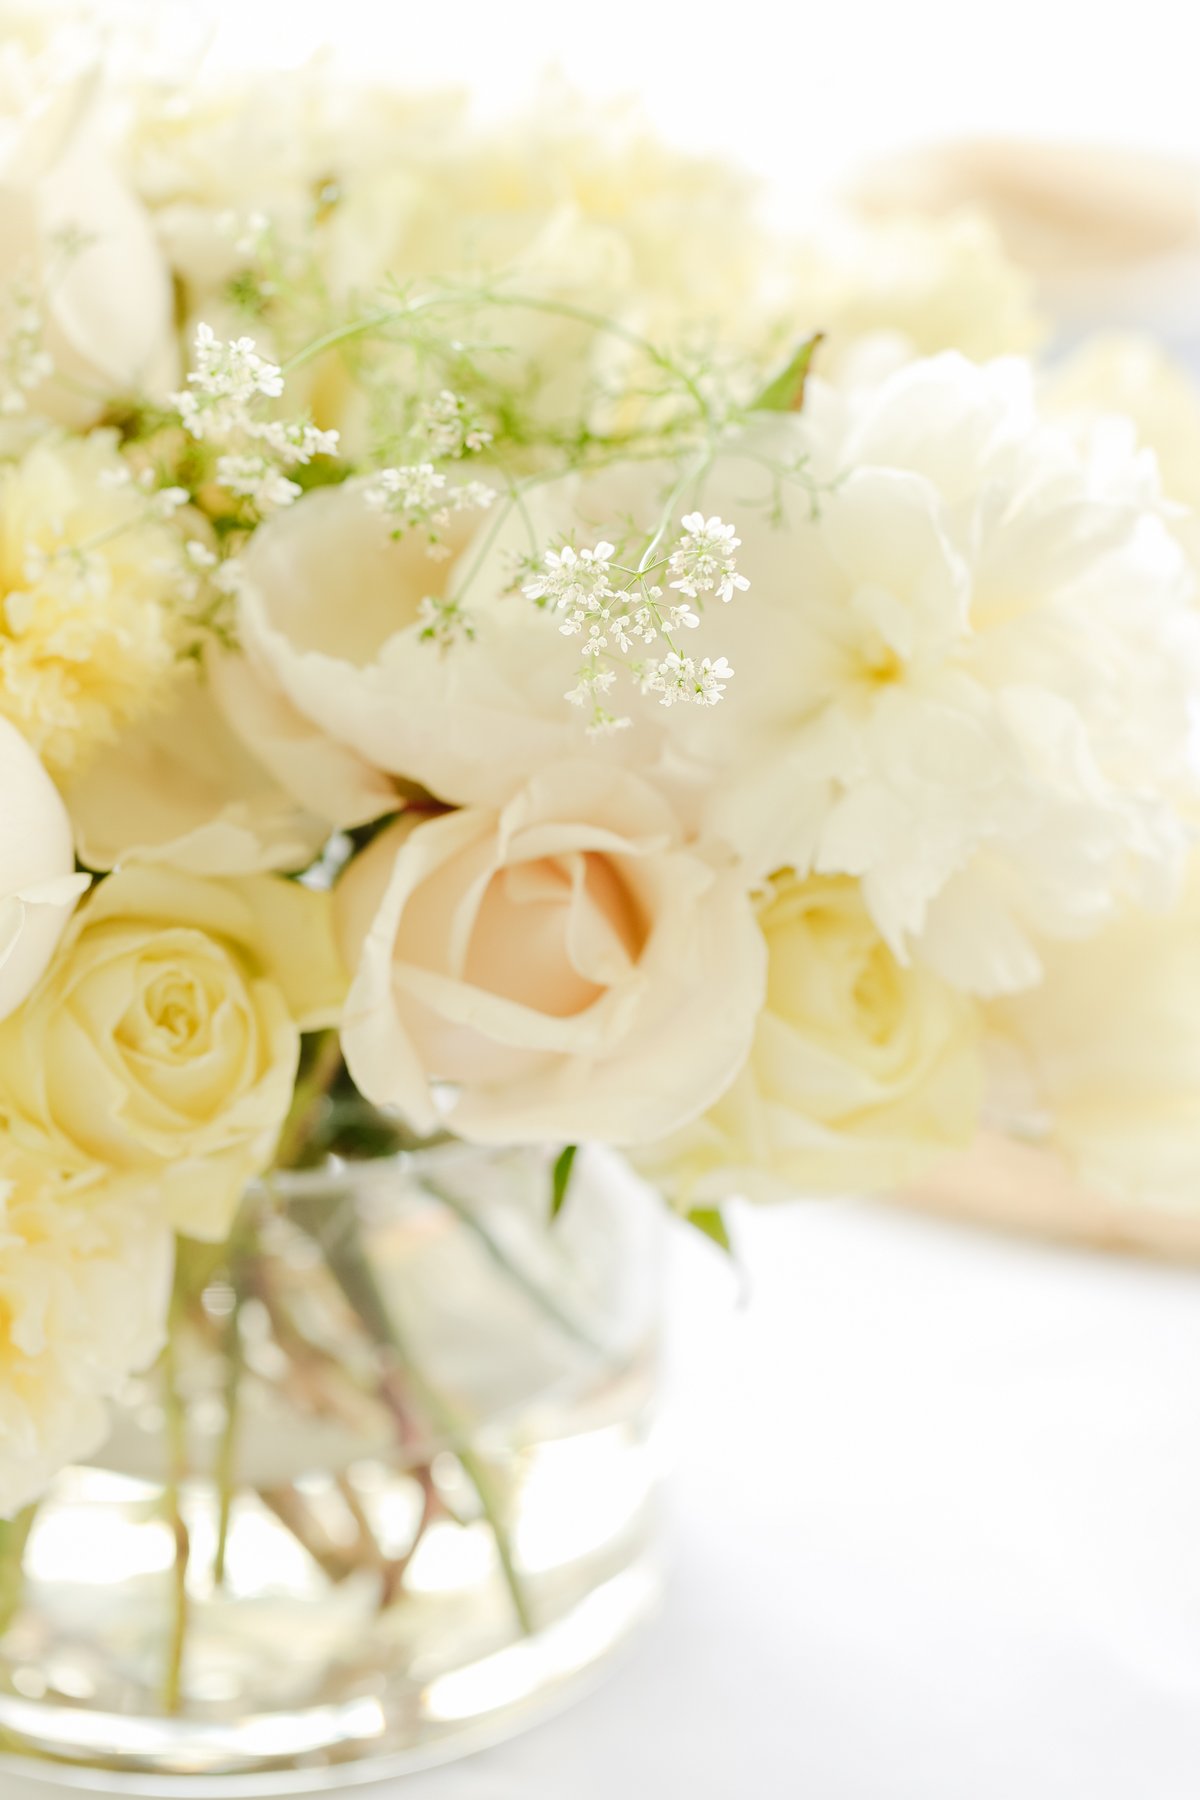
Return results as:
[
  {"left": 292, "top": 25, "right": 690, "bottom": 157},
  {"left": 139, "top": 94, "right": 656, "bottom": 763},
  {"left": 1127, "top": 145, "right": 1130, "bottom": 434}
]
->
[
  {"left": 0, "top": 431, "right": 190, "bottom": 776},
  {"left": 0, "top": 867, "right": 346, "bottom": 1241},
  {"left": 463, "top": 353, "right": 1200, "bottom": 996},
  {"left": 639, "top": 873, "right": 982, "bottom": 1205},
  {"left": 0, "top": 44, "right": 176, "bottom": 428},
  {"left": 986, "top": 861, "right": 1200, "bottom": 1212},
  {"left": 0, "top": 1174, "right": 172, "bottom": 1518},
  {"left": 0, "top": 713, "right": 88, "bottom": 1019},
  {"left": 335, "top": 765, "right": 766, "bottom": 1145}
]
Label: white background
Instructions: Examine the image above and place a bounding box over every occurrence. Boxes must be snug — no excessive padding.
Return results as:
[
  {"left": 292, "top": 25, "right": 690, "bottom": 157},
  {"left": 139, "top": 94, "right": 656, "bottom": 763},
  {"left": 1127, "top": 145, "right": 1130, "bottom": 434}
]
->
[{"left": 146, "top": 0, "right": 1200, "bottom": 209}]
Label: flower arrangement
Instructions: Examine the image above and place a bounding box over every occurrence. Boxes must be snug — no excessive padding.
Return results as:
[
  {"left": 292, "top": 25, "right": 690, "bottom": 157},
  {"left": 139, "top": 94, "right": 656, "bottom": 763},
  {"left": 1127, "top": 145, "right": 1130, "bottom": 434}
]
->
[{"left": 4, "top": 9, "right": 1200, "bottom": 1747}]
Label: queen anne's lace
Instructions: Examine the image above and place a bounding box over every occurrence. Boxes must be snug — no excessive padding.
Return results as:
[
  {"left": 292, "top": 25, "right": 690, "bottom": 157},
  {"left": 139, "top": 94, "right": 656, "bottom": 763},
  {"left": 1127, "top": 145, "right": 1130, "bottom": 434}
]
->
[
  {"left": 523, "top": 518, "right": 746, "bottom": 732},
  {"left": 170, "top": 324, "right": 339, "bottom": 513}
]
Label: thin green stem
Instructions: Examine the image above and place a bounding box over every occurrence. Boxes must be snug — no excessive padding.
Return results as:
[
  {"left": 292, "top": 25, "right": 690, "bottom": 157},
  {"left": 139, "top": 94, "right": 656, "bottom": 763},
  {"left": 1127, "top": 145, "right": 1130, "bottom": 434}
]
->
[
  {"left": 289, "top": 1192, "right": 536, "bottom": 1637},
  {"left": 0, "top": 1504, "right": 37, "bottom": 1637},
  {"left": 416, "top": 1175, "right": 609, "bottom": 1359},
  {"left": 273, "top": 1030, "right": 345, "bottom": 1170},
  {"left": 212, "top": 1293, "right": 244, "bottom": 1588},
  {"left": 161, "top": 1315, "right": 191, "bottom": 1716},
  {"left": 281, "top": 284, "right": 714, "bottom": 435}
]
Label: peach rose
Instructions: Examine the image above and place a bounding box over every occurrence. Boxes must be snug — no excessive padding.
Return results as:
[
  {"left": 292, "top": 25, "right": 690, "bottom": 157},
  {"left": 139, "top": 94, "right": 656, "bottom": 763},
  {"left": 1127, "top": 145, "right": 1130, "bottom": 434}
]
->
[{"left": 335, "top": 765, "right": 765, "bottom": 1144}]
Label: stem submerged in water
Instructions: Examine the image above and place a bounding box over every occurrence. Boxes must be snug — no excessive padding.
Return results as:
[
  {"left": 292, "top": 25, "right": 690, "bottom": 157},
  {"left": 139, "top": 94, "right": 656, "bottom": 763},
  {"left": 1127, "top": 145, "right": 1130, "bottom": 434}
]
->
[
  {"left": 289, "top": 1189, "right": 537, "bottom": 1638},
  {"left": 161, "top": 1316, "right": 191, "bottom": 1716},
  {"left": 212, "top": 1292, "right": 244, "bottom": 1589}
]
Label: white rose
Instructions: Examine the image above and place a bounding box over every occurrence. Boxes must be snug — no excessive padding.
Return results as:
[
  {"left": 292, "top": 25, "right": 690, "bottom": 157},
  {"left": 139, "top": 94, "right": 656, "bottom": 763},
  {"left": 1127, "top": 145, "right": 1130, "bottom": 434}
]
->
[
  {"left": 0, "top": 714, "right": 88, "bottom": 1021},
  {"left": 236, "top": 477, "right": 606, "bottom": 810},
  {"left": 987, "top": 861, "right": 1200, "bottom": 1211},
  {"left": 0, "top": 71, "right": 176, "bottom": 426},
  {"left": 335, "top": 766, "right": 766, "bottom": 1145},
  {"left": 639, "top": 872, "right": 982, "bottom": 1205}
]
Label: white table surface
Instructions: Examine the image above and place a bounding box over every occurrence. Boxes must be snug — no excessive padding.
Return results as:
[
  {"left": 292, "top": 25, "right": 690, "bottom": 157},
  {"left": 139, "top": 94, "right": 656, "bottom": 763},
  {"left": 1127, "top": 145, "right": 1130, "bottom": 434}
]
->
[{"left": 10, "top": 1198, "right": 1200, "bottom": 1800}]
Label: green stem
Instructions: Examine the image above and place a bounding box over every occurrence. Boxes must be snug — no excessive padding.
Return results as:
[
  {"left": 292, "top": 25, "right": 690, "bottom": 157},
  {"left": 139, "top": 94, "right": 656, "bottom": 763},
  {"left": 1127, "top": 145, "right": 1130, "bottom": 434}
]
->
[
  {"left": 289, "top": 1192, "right": 536, "bottom": 1637},
  {"left": 281, "top": 284, "right": 715, "bottom": 431},
  {"left": 212, "top": 1293, "right": 244, "bottom": 1588},
  {"left": 274, "top": 1030, "right": 345, "bottom": 1170},
  {"left": 416, "top": 1175, "right": 609, "bottom": 1359},
  {"left": 0, "top": 1504, "right": 37, "bottom": 1637},
  {"left": 161, "top": 1316, "right": 191, "bottom": 1715}
]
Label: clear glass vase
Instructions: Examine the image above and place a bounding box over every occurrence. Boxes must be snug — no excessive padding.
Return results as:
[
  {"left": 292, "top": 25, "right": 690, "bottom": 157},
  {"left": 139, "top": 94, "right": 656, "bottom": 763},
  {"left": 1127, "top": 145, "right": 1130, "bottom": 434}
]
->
[{"left": 0, "top": 1142, "right": 664, "bottom": 1795}]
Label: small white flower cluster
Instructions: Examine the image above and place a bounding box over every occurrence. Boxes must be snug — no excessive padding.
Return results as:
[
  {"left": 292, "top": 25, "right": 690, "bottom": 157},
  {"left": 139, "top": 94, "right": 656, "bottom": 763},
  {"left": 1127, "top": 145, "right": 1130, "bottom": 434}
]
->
[
  {"left": 667, "top": 512, "right": 750, "bottom": 604},
  {"left": 364, "top": 462, "right": 495, "bottom": 554},
  {"left": 173, "top": 323, "right": 284, "bottom": 433},
  {"left": 171, "top": 324, "right": 339, "bottom": 511},
  {"left": 642, "top": 652, "right": 735, "bottom": 707},
  {"left": 417, "top": 593, "right": 477, "bottom": 649},
  {"left": 0, "top": 272, "right": 53, "bottom": 417},
  {"left": 522, "top": 517, "right": 745, "bottom": 732},
  {"left": 418, "top": 389, "right": 493, "bottom": 459}
]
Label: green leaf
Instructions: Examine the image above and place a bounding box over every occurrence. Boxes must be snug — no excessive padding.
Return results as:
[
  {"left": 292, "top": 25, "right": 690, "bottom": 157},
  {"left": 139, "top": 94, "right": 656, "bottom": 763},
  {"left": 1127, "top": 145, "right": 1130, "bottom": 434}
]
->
[
  {"left": 751, "top": 333, "right": 823, "bottom": 414},
  {"left": 686, "top": 1205, "right": 733, "bottom": 1254},
  {"left": 550, "top": 1144, "right": 579, "bottom": 1221}
]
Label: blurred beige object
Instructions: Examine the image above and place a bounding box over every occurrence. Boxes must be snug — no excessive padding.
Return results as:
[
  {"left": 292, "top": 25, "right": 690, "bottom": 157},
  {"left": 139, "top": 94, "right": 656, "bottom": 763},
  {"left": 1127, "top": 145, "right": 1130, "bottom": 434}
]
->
[
  {"left": 899, "top": 1132, "right": 1200, "bottom": 1264},
  {"left": 852, "top": 139, "right": 1200, "bottom": 343}
]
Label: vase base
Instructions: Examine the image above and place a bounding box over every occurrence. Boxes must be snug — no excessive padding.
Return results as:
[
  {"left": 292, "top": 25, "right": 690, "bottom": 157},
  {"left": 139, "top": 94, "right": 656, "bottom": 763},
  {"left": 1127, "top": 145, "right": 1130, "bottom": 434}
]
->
[{"left": 0, "top": 1548, "right": 661, "bottom": 1796}]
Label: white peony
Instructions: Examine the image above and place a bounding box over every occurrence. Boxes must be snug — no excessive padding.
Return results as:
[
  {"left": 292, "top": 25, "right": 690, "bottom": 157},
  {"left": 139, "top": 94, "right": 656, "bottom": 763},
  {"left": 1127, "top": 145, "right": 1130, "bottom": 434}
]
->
[
  {"left": 335, "top": 765, "right": 766, "bottom": 1146},
  {"left": 0, "top": 714, "right": 88, "bottom": 1021},
  {"left": 456, "top": 353, "right": 1200, "bottom": 997},
  {"left": 0, "top": 1174, "right": 171, "bottom": 1519}
]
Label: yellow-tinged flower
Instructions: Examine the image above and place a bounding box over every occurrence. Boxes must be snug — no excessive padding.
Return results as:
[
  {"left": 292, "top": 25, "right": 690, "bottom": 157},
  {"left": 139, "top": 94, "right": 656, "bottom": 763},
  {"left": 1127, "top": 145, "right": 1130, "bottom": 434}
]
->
[
  {"left": 0, "top": 866, "right": 347, "bottom": 1242},
  {"left": 639, "top": 873, "right": 982, "bottom": 1206},
  {"left": 0, "top": 432, "right": 186, "bottom": 776},
  {"left": 0, "top": 1169, "right": 172, "bottom": 1519}
]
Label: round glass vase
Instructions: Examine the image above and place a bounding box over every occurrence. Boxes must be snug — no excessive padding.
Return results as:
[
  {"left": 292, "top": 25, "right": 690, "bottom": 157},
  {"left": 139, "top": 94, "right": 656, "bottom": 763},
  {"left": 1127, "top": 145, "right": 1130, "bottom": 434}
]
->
[{"left": 0, "top": 1142, "right": 664, "bottom": 1795}]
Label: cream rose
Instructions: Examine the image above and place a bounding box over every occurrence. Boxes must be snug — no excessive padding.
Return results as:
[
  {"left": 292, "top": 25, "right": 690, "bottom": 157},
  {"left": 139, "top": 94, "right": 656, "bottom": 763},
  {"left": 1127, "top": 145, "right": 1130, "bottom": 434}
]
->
[
  {"left": 236, "top": 477, "right": 594, "bottom": 810},
  {"left": 335, "top": 766, "right": 766, "bottom": 1145},
  {"left": 0, "top": 713, "right": 88, "bottom": 1020},
  {"left": 987, "top": 861, "right": 1200, "bottom": 1211},
  {"left": 0, "top": 68, "right": 176, "bottom": 427},
  {"left": 640, "top": 873, "right": 982, "bottom": 1205},
  {"left": 0, "top": 867, "right": 346, "bottom": 1240}
]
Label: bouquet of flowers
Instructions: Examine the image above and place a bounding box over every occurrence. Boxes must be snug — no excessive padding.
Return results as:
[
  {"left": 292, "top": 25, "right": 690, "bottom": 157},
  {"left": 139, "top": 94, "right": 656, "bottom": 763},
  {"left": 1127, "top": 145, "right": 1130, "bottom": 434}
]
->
[{"left": 4, "top": 10, "right": 1200, "bottom": 1761}]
